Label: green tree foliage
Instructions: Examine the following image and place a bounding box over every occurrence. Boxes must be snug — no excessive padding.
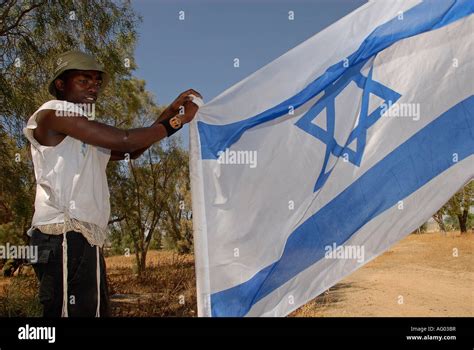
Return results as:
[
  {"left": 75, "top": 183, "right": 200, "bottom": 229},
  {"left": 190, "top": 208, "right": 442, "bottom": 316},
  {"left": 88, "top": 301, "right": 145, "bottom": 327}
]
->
[
  {"left": 432, "top": 181, "right": 473, "bottom": 233},
  {"left": 444, "top": 181, "right": 473, "bottom": 233},
  {"left": 108, "top": 135, "right": 191, "bottom": 277},
  {"left": 161, "top": 148, "right": 193, "bottom": 254}
]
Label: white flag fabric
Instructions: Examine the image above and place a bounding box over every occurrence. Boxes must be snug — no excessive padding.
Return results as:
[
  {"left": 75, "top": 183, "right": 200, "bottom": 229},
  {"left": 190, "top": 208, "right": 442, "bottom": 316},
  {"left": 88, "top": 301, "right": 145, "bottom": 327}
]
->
[{"left": 190, "top": 0, "right": 474, "bottom": 317}]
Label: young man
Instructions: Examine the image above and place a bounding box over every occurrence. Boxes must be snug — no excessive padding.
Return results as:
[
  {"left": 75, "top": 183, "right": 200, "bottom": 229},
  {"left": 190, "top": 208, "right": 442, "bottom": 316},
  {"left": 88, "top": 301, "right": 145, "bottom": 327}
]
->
[{"left": 23, "top": 50, "right": 202, "bottom": 317}]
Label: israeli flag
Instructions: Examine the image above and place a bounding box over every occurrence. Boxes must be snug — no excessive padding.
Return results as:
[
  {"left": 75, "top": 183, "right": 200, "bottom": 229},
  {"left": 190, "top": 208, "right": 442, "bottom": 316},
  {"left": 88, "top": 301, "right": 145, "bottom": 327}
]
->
[{"left": 190, "top": 0, "right": 474, "bottom": 317}]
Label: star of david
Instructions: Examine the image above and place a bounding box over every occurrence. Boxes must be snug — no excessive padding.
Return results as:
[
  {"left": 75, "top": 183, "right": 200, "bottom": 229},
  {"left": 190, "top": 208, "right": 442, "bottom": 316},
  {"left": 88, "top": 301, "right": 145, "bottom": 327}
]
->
[{"left": 295, "top": 61, "right": 401, "bottom": 192}]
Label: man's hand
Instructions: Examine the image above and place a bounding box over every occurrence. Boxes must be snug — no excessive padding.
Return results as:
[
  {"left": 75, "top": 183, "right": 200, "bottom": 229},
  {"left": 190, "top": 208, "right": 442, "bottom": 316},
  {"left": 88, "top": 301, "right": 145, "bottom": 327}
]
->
[
  {"left": 157, "top": 89, "right": 203, "bottom": 123},
  {"left": 169, "top": 89, "right": 202, "bottom": 113},
  {"left": 179, "top": 97, "right": 200, "bottom": 124}
]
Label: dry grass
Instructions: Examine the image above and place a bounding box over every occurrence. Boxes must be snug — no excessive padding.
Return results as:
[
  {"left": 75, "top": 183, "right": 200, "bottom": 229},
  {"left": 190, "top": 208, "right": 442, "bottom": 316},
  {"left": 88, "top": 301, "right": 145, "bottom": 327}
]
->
[
  {"left": 0, "top": 266, "right": 41, "bottom": 317},
  {"left": 107, "top": 250, "right": 197, "bottom": 317}
]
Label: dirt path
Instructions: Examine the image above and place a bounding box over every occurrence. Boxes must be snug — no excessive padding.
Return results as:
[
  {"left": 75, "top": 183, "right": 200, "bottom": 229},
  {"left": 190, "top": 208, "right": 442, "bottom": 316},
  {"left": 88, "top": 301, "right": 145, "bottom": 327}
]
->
[{"left": 293, "top": 232, "right": 473, "bottom": 316}]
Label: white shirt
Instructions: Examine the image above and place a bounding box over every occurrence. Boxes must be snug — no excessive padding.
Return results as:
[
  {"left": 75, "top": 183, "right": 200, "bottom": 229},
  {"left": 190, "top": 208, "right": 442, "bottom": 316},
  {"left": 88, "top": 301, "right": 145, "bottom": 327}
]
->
[{"left": 23, "top": 100, "right": 111, "bottom": 247}]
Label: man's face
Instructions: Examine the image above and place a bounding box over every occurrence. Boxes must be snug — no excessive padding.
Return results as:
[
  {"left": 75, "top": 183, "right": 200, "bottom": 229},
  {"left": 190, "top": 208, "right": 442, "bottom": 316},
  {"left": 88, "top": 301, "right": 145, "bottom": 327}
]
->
[{"left": 54, "top": 70, "right": 103, "bottom": 104}]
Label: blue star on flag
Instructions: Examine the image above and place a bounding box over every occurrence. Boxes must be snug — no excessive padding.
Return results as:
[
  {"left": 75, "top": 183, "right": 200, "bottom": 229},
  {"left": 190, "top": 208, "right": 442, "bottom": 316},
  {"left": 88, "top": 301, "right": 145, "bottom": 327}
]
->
[{"left": 295, "top": 61, "right": 401, "bottom": 192}]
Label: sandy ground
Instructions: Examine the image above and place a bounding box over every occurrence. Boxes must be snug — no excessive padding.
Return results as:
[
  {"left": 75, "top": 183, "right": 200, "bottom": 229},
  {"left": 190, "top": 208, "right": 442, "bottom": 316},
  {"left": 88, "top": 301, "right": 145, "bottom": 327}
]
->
[{"left": 292, "top": 232, "right": 473, "bottom": 317}]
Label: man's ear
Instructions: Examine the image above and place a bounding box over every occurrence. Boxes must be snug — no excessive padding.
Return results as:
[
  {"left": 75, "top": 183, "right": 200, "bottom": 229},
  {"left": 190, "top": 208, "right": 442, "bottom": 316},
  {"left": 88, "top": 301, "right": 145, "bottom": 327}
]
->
[{"left": 54, "top": 78, "right": 65, "bottom": 94}]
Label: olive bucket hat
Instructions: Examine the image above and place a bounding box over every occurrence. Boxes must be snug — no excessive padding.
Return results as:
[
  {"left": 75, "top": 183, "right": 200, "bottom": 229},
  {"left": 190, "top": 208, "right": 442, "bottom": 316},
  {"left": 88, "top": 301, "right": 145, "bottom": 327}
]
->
[{"left": 48, "top": 50, "right": 109, "bottom": 97}]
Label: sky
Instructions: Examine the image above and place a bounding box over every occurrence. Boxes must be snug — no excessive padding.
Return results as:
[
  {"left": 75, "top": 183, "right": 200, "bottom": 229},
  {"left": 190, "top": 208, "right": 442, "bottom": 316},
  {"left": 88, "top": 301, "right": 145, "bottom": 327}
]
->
[{"left": 131, "top": 0, "right": 368, "bottom": 146}]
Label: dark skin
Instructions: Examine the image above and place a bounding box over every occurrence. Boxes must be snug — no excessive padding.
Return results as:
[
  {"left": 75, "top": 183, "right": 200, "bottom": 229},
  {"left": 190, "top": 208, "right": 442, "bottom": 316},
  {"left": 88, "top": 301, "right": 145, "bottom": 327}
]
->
[{"left": 34, "top": 70, "right": 202, "bottom": 161}]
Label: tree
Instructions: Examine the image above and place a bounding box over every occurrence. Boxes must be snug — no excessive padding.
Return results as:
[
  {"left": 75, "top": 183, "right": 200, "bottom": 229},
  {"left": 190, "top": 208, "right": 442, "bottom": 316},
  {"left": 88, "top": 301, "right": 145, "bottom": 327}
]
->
[
  {"left": 432, "top": 209, "right": 448, "bottom": 232},
  {"left": 108, "top": 135, "right": 191, "bottom": 277},
  {"left": 433, "top": 181, "right": 473, "bottom": 233},
  {"left": 0, "top": 127, "right": 36, "bottom": 276},
  {"left": 0, "top": 128, "right": 35, "bottom": 227},
  {"left": 445, "top": 181, "right": 473, "bottom": 233},
  {"left": 161, "top": 148, "right": 194, "bottom": 254}
]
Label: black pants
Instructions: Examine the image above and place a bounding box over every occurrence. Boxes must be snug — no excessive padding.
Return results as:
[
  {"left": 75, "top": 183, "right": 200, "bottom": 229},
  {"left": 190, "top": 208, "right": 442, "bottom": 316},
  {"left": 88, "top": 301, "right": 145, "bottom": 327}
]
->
[{"left": 29, "top": 229, "right": 110, "bottom": 317}]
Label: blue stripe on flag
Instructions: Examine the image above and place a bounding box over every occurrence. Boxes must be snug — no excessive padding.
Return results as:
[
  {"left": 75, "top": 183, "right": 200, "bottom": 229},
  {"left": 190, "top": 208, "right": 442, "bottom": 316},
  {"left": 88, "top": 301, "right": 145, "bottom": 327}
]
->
[
  {"left": 210, "top": 95, "right": 474, "bottom": 316},
  {"left": 198, "top": 0, "right": 474, "bottom": 159}
]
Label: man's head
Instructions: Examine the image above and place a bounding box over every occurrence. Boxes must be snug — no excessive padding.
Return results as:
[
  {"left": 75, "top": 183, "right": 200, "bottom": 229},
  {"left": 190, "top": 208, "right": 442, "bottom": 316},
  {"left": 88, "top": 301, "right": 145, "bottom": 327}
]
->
[{"left": 48, "top": 50, "right": 109, "bottom": 103}]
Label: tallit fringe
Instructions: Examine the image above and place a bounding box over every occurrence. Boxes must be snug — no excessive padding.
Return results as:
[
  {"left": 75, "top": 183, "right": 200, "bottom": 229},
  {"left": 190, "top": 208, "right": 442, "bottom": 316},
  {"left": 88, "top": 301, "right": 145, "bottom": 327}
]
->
[{"left": 33, "top": 218, "right": 108, "bottom": 247}]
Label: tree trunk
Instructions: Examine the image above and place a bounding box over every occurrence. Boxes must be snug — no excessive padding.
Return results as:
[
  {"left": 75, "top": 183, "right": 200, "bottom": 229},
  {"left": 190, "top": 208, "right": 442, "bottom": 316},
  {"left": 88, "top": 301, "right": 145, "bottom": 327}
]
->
[
  {"left": 432, "top": 213, "right": 447, "bottom": 232},
  {"left": 458, "top": 209, "right": 468, "bottom": 233},
  {"left": 134, "top": 250, "right": 141, "bottom": 278},
  {"left": 137, "top": 250, "right": 147, "bottom": 278},
  {"left": 142, "top": 250, "right": 147, "bottom": 271}
]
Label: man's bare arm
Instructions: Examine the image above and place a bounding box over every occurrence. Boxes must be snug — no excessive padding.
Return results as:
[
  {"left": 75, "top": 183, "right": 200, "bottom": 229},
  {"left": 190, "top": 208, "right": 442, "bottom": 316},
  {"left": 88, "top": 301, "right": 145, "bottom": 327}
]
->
[
  {"left": 37, "top": 109, "right": 167, "bottom": 153},
  {"left": 108, "top": 108, "right": 176, "bottom": 161},
  {"left": 36, "top": 89, "right": 202, "bottom": 157},
  {"left": 110, "top": 147, "right": 148, "bottom": 161}
]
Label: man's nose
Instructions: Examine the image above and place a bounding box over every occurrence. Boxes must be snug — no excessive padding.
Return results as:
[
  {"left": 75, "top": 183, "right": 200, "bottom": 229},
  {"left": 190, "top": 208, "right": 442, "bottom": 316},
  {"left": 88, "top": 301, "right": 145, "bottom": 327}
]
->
[{"left": 88, "top": 84, "right": 99, "bottom": 94}]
